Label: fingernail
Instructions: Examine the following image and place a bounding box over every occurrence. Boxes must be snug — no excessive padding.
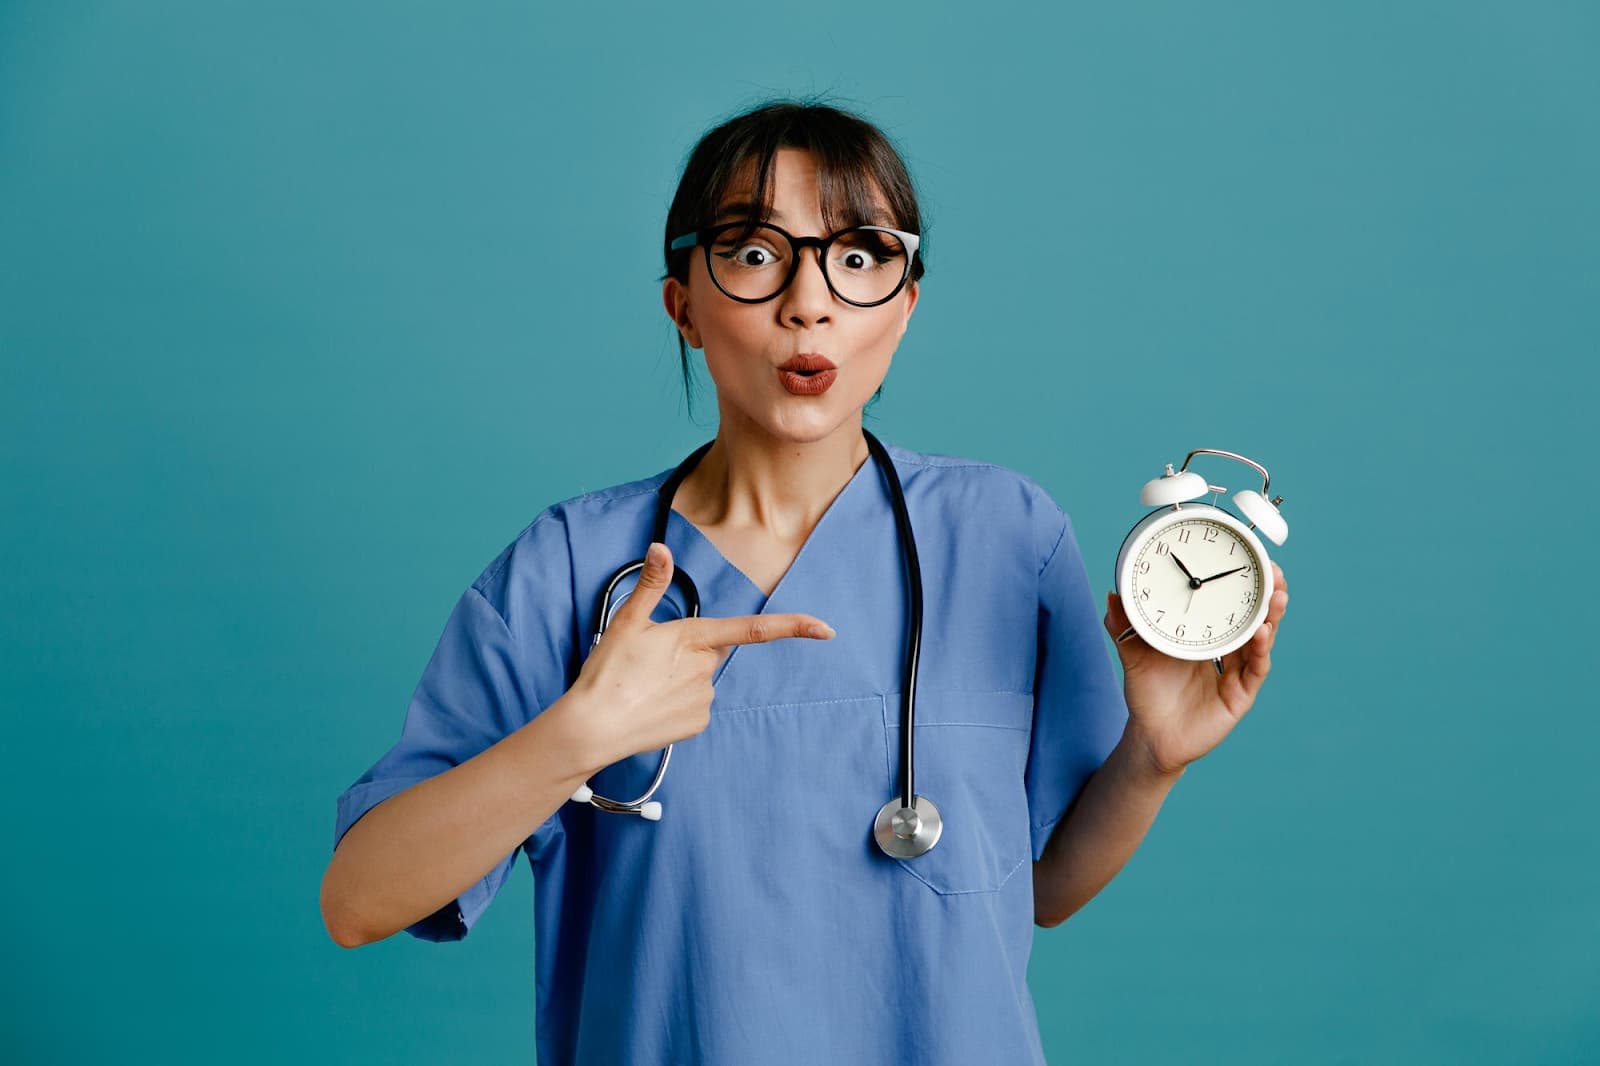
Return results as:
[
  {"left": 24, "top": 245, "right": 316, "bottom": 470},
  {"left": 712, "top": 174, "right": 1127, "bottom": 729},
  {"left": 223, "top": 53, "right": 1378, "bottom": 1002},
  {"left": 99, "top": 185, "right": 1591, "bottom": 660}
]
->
[
  {"left": 646, "top": 542, "right": 664, "bottom": 566},
  {"left": 811, "top": 622, "right": 836, "bottom": 638}
]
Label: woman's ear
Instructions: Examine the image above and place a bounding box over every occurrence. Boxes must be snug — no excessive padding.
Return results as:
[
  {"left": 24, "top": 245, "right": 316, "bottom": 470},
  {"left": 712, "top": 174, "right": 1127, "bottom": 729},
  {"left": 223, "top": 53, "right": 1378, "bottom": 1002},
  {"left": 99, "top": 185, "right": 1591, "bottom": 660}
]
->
[
  {"left": 662, "top": 278, "right": 702, "bottom": 349},
  {"left": 897, "top": 280, "right": 919, "bottom": 340}
]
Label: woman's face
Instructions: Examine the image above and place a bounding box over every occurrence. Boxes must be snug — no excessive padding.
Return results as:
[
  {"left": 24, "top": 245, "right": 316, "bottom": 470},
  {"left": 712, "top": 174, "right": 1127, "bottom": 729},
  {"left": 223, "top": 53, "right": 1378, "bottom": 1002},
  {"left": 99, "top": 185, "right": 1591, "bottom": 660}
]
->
[{"left": 662, "top": 148, "right": 919, "bottom": 446}]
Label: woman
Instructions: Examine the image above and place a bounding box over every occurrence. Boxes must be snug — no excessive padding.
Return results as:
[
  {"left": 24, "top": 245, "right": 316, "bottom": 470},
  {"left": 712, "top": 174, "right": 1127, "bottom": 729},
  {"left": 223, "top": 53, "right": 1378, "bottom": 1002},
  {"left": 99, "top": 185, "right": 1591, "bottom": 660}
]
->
[{"left": 322, "top": 100, "right": 1290, "bottom": 1065}]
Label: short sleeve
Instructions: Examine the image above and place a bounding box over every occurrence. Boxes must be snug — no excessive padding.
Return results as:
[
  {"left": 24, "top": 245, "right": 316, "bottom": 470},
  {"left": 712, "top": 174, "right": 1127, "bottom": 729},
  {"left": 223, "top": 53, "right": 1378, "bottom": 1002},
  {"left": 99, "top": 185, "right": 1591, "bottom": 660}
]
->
[
  {"left": 331, "top": 510, "right": 576, "bottom": 942},
  {"left": 1026, "top": 504, "right": 1130, "bottom": 861}
]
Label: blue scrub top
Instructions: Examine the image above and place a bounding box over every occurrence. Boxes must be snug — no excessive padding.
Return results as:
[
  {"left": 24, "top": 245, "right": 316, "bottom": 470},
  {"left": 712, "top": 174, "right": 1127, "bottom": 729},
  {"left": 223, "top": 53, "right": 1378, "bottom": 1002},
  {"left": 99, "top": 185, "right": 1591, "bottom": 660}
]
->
[{"left": 333, "top": 440, "right": 1129, "bottom": 1066}]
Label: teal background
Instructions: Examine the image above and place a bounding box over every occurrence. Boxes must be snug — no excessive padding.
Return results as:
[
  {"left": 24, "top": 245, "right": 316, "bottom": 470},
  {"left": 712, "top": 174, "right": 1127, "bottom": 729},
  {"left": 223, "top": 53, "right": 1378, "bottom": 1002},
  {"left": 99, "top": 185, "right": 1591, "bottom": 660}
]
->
[{"left": 3, "top": 2, "right": 1595, "bottom": 1062}]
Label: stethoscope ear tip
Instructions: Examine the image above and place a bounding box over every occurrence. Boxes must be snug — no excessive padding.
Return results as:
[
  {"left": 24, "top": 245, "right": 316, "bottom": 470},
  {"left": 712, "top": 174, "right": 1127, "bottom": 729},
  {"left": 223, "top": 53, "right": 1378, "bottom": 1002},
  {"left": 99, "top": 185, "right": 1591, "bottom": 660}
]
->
[
  {"left": 571, "top": 784, "right": 594, "bottom": 804},
  {"left": 639, "top": 801, "right": 663, "bottom": 821}
]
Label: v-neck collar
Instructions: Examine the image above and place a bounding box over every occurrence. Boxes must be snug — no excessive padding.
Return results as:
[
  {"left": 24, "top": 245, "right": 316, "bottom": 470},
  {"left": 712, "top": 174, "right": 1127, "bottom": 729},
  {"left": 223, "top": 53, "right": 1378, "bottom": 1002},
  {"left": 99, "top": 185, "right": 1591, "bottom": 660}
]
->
[{"left": 661, "top": 445, "right": 884, "bottom": 686}]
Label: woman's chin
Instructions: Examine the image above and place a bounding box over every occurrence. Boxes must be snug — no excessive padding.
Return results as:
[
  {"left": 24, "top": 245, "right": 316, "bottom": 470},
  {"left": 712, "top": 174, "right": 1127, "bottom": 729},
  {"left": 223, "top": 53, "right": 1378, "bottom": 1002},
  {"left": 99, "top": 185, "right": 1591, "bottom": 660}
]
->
[{"left": 765, "top": 410, "right": 867, "bottom": 446}]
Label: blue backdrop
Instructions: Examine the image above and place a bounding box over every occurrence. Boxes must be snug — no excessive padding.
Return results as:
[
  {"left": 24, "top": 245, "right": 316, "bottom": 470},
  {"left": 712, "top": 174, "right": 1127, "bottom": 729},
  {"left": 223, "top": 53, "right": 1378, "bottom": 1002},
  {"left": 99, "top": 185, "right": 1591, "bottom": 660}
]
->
[{"left": 3, "top": 2, "right": 1595, "bottom": 1062}]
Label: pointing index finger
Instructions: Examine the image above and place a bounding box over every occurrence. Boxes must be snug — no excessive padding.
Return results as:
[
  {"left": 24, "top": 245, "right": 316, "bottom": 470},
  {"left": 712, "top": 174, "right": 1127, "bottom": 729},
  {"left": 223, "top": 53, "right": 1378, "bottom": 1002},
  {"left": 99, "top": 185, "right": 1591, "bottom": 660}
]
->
[{"left": 683, "top": 613, "right": 835, "bottom": 650}]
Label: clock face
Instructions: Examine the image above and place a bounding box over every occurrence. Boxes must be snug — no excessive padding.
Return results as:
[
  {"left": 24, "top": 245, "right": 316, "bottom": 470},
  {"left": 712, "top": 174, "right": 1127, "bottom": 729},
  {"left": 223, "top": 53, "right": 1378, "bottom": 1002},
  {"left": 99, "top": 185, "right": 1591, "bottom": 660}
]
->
[{"left": 1127, "top": 516, "right": 1266, "bottom": 651}]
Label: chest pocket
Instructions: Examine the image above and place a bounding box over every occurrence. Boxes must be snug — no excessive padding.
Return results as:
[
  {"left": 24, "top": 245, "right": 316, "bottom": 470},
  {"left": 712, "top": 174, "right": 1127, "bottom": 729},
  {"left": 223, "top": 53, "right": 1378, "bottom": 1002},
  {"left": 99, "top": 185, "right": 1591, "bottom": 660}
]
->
[{"left": 879, "top": 687, "right": 1034, "bottom": 895}]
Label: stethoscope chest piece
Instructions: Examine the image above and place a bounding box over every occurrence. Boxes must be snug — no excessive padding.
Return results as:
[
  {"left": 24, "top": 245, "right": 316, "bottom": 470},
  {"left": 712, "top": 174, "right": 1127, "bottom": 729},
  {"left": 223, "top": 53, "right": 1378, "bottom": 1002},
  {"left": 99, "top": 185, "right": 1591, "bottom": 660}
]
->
[{"left": 874, "top": 794, "right": 942, "bottom": 859}]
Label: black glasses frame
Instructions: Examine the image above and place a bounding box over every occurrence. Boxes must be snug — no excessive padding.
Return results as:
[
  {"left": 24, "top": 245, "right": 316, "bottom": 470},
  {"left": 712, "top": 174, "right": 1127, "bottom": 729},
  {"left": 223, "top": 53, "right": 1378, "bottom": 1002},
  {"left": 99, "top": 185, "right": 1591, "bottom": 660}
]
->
[{"left": 669, "top": 221, "right": 922, "bottom": 308}]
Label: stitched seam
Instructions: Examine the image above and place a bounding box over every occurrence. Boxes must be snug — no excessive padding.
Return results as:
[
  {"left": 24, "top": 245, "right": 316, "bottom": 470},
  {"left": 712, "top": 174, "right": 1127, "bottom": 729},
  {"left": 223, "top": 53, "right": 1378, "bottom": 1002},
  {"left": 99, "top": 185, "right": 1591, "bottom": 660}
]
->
[
  {"left": 715, "top": 695, "right": 884, "bottom": 716},
  {"left": 456, "top": 868, "right": 499, "bottom": 930},
  {"left": 465, "top": 583, "right": 512, "bottom": 636},
  {"left": 1039, "top": 510, "right": 1068, "bottom": 579},
  {"left": 996, "top": 852, "right": 1029, "bottom": 889},
  {"left": 720, "top": 691, "right": 1030, "bottom": 720},
  {"left": 902, "top": 721, "right": 1029, "bottom": 732},
  {"left": 893, "top": 860, "right": 943, "bottom": 893},
  {"left": 462, "top": 586, "right": 523, "bottom": 744},
  {"left": 892, "top": 456, "right": 1011, "bottom": 470},
  {"left": 880, "top": 443, "right": 1013, "bottom": 472},
  {"left": 586, "top": 484, "right": 666, "bottom": 506},
  {"left": 896, "top": 854, "right": 1025, "bottom": 896},
  {"left": 887, "top": 687, "right": 1031, "bottom": 698},
  {"left": 480, "top": 509, "right": 562, "bottom": 594}
]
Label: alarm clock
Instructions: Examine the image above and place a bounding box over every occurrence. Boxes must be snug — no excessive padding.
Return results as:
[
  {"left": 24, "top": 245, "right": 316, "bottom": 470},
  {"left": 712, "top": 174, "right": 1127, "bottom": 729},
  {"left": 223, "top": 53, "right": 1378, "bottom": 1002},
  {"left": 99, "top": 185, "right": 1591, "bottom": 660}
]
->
[{"left": 1113, "top": 448, "right": 1288, "bottom": 667}]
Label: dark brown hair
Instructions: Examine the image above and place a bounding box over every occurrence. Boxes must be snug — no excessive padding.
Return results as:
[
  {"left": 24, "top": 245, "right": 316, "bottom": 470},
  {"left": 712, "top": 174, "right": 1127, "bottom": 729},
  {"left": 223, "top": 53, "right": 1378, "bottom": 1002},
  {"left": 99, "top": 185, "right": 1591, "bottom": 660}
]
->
[{"left": 661, "top": 97, "right": 928, "bottom": 422}]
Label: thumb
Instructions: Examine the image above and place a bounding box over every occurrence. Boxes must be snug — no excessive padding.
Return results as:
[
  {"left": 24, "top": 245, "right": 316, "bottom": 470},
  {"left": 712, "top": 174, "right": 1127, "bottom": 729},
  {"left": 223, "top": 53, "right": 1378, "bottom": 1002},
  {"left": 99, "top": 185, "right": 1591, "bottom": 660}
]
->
[{"left": 612, "top": 541, "right": 674, "bottom": 631}]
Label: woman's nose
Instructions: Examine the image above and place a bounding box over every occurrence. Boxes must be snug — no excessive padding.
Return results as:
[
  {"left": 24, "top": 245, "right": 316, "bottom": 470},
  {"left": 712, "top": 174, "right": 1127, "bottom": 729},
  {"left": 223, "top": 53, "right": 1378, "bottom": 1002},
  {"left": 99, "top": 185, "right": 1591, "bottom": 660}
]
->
[{"left": 778, "top": 247, "right": 833, "bottom": 326}]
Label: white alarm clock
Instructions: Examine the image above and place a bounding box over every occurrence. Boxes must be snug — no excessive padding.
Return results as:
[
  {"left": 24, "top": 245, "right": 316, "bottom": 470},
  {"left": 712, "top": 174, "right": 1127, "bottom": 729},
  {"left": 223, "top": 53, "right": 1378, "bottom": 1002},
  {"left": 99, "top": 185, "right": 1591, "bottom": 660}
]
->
[{"left": 1113, "top": 448, "right": 1288, "bottom": 667}]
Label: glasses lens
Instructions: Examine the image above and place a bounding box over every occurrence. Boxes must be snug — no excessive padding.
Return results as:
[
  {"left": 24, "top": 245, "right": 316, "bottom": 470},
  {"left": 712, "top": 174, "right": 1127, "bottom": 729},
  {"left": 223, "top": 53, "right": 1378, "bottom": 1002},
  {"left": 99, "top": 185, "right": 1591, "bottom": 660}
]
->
[
  {"left": 707, "top": 223, "right": 791, "bottom": 301},
  {"left": 827, "top": 228, "right": 911, "bottom": 305}
]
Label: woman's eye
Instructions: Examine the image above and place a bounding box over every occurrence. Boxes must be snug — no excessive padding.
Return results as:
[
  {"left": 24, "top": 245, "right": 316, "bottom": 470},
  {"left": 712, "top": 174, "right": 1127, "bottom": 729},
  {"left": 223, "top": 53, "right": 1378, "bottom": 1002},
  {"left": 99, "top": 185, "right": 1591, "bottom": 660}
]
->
[
  {"left": 833, "top": 238, "right": 897, "bottom": 272},
  {"left": 720, "top": 244, "right": 780, "bottom": 267}
]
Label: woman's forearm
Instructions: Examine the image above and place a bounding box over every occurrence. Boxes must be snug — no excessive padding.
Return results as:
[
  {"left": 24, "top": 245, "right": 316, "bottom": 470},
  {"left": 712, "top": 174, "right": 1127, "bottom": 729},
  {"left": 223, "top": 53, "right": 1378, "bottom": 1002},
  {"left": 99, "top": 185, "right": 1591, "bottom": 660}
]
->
[
  {"left": 1033, "top": 721, "right": 1184, "bottom": 928},
  {"left": 320, "top": 687, "right": 604, "bottom": 948}
]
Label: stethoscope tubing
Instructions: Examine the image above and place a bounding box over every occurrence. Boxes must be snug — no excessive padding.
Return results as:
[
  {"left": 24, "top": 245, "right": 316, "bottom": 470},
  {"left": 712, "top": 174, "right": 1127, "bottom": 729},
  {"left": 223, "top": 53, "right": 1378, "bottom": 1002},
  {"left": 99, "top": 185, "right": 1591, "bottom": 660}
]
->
[
  {"left": 578, "top": 429, "right": 925, "bottom": 830},
  {"left": 865, "top": 430, "right": 923, "bottom": 810}
]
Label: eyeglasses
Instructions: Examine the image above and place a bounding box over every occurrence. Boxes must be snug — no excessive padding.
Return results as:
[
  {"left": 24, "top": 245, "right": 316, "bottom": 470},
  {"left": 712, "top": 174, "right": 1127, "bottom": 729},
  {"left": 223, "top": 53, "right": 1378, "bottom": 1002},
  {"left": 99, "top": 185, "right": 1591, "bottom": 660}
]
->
[{"left": 669, "top": 221, "right": 921, "bottom": 307}]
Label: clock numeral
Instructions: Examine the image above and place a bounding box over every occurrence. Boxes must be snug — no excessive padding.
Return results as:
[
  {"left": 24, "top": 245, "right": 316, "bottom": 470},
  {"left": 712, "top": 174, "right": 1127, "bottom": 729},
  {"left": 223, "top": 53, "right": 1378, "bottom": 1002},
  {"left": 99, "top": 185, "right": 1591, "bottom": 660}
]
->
[
  {"left": 1154, "top": 609, "right": 1165, "bottom": 623},
  {"left": 1155, "top": 541, "right": 1170, "bottom": 556},
  {"left": 1136, "top": 560, "right": 1150, "bottom": 575},
  {"left": 1229, "top": 540, "right": 1237, "bottom": 555},
  {"left": 1241, "top": 593, "right": 1254, "bottom": 605},
  {"left": 1202, "top": 625, "right": 1212, "bottom": 639},
  {"left": 1202, "top": 527, "right": 1218, "bottom": 543},
  {"left": 1227, "top": 613, "right": 1235, "bottom": 626},
  {"left": 1139, "top": 587, "right": 1150, "bottom": 601},
  {"left": 1177, "top": 528, "right": 1192, "bottom": 544},
  {"left": 1175, "top": 624, "right": 1186, "bottom": 638}
]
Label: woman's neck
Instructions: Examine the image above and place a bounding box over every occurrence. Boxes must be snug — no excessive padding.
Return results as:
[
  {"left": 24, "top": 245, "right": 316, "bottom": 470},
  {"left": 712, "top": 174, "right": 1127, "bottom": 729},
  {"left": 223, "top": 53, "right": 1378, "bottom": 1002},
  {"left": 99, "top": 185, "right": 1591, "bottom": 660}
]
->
[{"left": 676, "top": 416, "right": 871, "bottom": 541}]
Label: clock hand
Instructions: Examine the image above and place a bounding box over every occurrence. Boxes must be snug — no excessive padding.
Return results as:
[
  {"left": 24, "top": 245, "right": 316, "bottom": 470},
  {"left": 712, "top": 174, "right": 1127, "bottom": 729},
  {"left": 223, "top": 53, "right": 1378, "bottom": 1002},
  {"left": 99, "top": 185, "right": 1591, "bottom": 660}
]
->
[
  {"left": 1170, "top": 552, "right": 1202, "bottom": 589},
  {"left": 1198, "top": 564, "right": 1248, "bottom": 585}
]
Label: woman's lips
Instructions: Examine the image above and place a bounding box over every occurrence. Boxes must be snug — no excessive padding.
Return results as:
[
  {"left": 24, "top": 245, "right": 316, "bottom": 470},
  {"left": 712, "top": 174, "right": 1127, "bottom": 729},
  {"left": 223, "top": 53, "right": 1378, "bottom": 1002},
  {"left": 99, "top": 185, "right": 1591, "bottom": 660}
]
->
[
  {"left": 777, "top": 367, "right": 838, "bottom": 395},
  {"left": 778, "top": 353, "right": 836, "bottom": 372}
]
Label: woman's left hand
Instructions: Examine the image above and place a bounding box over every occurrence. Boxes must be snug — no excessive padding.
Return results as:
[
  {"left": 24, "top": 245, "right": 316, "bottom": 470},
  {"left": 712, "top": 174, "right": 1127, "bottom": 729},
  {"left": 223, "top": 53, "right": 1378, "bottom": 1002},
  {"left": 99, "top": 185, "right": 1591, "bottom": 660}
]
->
[{"left": 1103, "top": 562, "right": 1289, "bottom": 778}]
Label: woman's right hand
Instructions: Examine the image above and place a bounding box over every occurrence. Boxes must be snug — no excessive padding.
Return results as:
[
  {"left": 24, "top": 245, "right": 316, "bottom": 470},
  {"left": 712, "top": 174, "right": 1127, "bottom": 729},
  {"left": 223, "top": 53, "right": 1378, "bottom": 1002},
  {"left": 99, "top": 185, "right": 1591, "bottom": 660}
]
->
[{"left": 567, "top": 541, "right": 834, "bottom": 769}]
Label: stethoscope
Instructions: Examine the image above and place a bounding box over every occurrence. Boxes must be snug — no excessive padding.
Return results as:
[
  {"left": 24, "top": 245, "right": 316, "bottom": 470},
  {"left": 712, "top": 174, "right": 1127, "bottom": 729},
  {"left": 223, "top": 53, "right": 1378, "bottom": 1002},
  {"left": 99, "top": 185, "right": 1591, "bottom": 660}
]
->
[{"left": 567, "top": 428, "right": 943, "bottom": 860}]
